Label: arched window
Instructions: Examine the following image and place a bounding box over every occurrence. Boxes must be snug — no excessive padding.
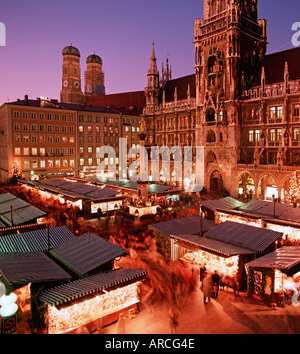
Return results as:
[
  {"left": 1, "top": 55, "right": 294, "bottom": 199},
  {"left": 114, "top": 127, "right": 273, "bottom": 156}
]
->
[
  {"left": 207, "top": 130, "right": 216, "bottom": 143},
  {"left": 206, "top": 108, "right": 216, "bottom": 122}
]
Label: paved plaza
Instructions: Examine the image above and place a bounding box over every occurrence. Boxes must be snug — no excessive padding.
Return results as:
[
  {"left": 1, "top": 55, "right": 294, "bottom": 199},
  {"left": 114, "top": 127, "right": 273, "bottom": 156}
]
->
[{"left": 101, "top": 283, "right": 300, "bottom": 335}]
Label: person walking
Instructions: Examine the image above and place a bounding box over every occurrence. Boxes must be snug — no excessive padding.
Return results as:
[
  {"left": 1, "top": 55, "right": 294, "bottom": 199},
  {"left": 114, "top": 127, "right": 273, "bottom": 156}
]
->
[
  {"left": 202, "top": 272, "right": 213, "bottom": 304},
  {"left": 168, "top": 306, "right": 179, "bottom": 334},
  {"left": 212, "top": 270, "right": 220, "bottom": 298},
  {"left": 200, "top": 264, "right": 206, "bottom": 286},
  {"left": 116, "top": 313, "right": 126, "bottom": 334}
]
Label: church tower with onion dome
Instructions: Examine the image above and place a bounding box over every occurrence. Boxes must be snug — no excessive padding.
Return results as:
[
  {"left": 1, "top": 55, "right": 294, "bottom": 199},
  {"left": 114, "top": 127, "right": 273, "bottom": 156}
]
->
[
  {"left": 84, "top": 53, "right": 105, "bottom": 96},
  {"left": 60, "top": 45, "right": 84, "bottom": 104}
]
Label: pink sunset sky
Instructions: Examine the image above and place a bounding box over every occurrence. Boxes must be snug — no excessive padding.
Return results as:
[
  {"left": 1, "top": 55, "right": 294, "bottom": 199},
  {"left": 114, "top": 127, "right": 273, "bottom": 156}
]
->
[{"left": 0, "top": 0, "right": 299, "bottom": 105}]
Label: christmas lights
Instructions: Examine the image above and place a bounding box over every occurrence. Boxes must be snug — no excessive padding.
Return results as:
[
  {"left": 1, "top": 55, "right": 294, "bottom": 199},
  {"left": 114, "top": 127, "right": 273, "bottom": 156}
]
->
[
  {"left": 274, "top": 269, "right": 300, "bottom": 293},
  {"left": 284, "top": 169, "right": 300, "bottom": 203},
  {"left": 47, "top": 282, "right": 140, "bottom": 334},
  {"left": 183, "top": 251, "right": 239, "bottom": 278}
]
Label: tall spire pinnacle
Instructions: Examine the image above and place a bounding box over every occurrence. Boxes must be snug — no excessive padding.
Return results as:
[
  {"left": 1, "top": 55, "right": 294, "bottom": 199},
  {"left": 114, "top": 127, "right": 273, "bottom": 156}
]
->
[
  {"left": 148, "top": 41, "right": 158, "bottom": 75},
  {"left": 151, "top": 41, "right": 156, "bottom": 59}
]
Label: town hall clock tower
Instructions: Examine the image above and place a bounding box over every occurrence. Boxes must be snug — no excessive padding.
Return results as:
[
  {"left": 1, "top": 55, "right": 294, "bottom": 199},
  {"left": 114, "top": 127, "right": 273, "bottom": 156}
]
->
[{"left": 194, "top": 0, "right": 267, "bottom": 192}]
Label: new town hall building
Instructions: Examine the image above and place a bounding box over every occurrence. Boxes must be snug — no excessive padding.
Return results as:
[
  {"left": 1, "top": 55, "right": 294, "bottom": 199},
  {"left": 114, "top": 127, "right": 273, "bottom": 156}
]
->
[{"left": 141, "top": 0, "right": 300, "bottom": 200}]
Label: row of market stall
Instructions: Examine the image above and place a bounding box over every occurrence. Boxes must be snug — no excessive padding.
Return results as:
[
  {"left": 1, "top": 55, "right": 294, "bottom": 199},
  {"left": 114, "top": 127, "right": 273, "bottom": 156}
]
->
[
  {"left": 20, "top": 178, "right": 125, "bottom": 218},
  {"left": 202, "top": 196, "right": 300, "bottom": 242},
  {"left": 20, "top": 177, "right": 182, "bottom": 219},
  {"left": 0, "top": 225, "right": 147, "bottom": 334},
  {"left": 0, "top": 192, "right": 46, "bottom": 228},
  {"left": 150, "top": 202, "right": 300, "bottom": 305}
]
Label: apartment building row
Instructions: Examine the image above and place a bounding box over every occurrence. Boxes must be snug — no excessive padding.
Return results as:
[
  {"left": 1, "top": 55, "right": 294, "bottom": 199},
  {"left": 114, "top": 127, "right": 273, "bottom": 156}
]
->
[{"left": 0, "top": 96, "right": 141, "bottom": 180}]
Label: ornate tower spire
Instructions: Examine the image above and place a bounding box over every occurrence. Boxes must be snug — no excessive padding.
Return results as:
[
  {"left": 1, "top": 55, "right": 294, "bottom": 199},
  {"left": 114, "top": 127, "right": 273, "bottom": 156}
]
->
[
  {"left": 148, "top": 41, "right": 159, "bottom": 76},
  {"left": 145, "top": 42, "right": 160, "bottom": 108}
]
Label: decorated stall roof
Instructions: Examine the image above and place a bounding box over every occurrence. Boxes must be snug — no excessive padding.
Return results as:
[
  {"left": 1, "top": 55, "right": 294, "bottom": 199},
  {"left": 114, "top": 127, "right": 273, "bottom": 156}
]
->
[
  {"left": 278, "top": 208, "right": 300, "bottom": 224},
  {"left": 0, "top": 252, "right": 72, "bottom": 285},
  {"left": 172, "top": 233, "right": 255, "bottom": 257},
  {"left": 50, "top": 233, "right": 127, "bottom": 276},
  {"left": 24, "top": 178, "right": 120, "bottom": 202},
  {"left": 213, "top": 198, "right": 300, "bottom": 225},
  {"left": 238, "top": 200, "right": 292, "bottom": 218},
  {"left": 201, "top": 197, "right": 244, "bottom": 212},
  {"left": 0, "top": 193, "right": 16, "bottom": 203},
  {"left": 245, "top": 246, "right": 300, "bottom": 270},
  {"left": 39, "top": 268, "right": 147, "bottom": 306},
  {"left": 106, "top": 179, "right": 172, "bottom": 194},
  {"left": 0, "top": 192, "right": 46, "bottom": 226},
  {"left": 86, "top": 177, "right": 175, "bottom": 194},
  {"left": 205, "top": 221, "right": 283, "bottom": 253},
  {"left": 85, "top": 189, "right": 121, "bottom": 200},
  {"left": 0, "top": 225, "right": 75, "bottom": 253},
  {"left": 150, "top": 215, "right": 216, "bottom": 239}
]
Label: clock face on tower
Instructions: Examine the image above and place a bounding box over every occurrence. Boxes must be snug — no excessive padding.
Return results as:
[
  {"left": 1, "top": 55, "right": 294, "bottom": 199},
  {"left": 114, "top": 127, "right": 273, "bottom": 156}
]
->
[
  {"left": 74, "top": 81, "right": 80, "bottom": 88},
  {"left": 63, "top": 80, "right": 68, "bottom": 87}
]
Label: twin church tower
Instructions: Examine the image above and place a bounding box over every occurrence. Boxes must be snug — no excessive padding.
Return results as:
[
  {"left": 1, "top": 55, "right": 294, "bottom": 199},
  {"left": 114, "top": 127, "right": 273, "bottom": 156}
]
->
[{"left": 60, "top": 45, "right": 105, "bottom": 104}]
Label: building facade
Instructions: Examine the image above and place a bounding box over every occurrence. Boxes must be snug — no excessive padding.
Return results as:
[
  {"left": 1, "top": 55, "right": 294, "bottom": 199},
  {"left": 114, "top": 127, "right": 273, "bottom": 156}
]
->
[
  {"left": 141, "top": 0, "right": 300, "bottom": 200},
  {"left": 0, "top": 97, "right": 78, "bottom": 180},
  {"left": 76, "top": 106, "right": 141, "bottom": 178},
  {"left": 0, "top": 97, "right": 141, "bottom": 180}
]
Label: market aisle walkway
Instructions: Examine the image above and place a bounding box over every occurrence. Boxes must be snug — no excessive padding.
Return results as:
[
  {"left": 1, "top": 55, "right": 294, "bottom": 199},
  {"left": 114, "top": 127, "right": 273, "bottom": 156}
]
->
[{"left": 100, "top": 284, "right": 300, "bottom": 335}]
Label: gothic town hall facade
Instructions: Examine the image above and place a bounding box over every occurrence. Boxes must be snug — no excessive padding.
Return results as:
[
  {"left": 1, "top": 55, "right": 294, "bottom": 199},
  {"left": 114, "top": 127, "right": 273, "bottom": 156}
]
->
[{"left": 141, "top": 0, "right": 300, "bottom": 201}]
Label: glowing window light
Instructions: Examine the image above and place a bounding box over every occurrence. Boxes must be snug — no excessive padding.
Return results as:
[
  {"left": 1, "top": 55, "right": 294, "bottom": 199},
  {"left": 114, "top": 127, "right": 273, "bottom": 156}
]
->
[
  {"left": 275, "top": 269, "right": 300, "bottom": 293},
  {"left": 217, "top": 212, "right": 300, "bottom": 242},
  {"left": 266, "top": 223, "right": 300, "bottom": 242},
  {"left": 266, "top": 187, "right": 278, "bottom": 199},
  {"left": 183, "top": 250, "right": 239, "bottom": 278},
  {"left": 47, "top": 282, "right": 140, "bottom": 334},
  {"left": 217, "top": 212, "right": 262, "bottom": 227}
]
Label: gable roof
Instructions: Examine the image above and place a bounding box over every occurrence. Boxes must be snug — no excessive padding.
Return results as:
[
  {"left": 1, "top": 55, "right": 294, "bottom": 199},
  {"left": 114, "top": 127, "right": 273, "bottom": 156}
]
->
[
  {"left": 86, "top": 91, "right": 146, "bottom": 115},
  {"left": 238, "top": 200, "right": 292, "bottom": 218},
  {"left": 50, "top": 232, "right": 127, "bottom": 276},
  {"left": 0, "top": 192, "right": 46, "bottom": 227},
  {"left": 246, "top": 246, "right": 300, "bottom": 271},
  {"left": 160, "top": 74, "right": 196, "bottom": 103},
  {"left": 0, "top": 252, "right": 72, "bottom": 285},
  {"left": 251, "top": 47, "right": 300, "bottom": 86},
  {"left": 150, "top": 214, "right": 215, "bottom": 239},
  {"left": 28, "top": 178, "right": 120, "bottom": 202},
  {"left": 0, "top": 225, "right": 75, "bottom": 253},
  {"left": 201, "top": 196, "right": 244, "bottom": 212},
  {"left": 172, "top": 233, "right": 255, "bottom": 257},
  {"left": 205, "top": 221, "right": 283, "bottom": 253},
  {"left": 39, "top": 268, "right": 147, "bottom": 306}
]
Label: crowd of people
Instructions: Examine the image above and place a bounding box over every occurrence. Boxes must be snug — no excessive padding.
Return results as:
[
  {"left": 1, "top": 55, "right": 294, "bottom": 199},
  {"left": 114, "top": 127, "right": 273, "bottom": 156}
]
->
[
  {"left": 200, "top": 265, "right": 221, "bottom": 303},
  {"left": 199, "top": 264, "right": 239, "bottom": 303}
]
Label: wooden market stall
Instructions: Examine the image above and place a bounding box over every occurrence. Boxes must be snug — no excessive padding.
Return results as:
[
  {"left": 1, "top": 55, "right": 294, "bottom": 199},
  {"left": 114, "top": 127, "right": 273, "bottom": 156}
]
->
[{"left": 245, "top": 246, "right": 300, "bottom": 306}]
